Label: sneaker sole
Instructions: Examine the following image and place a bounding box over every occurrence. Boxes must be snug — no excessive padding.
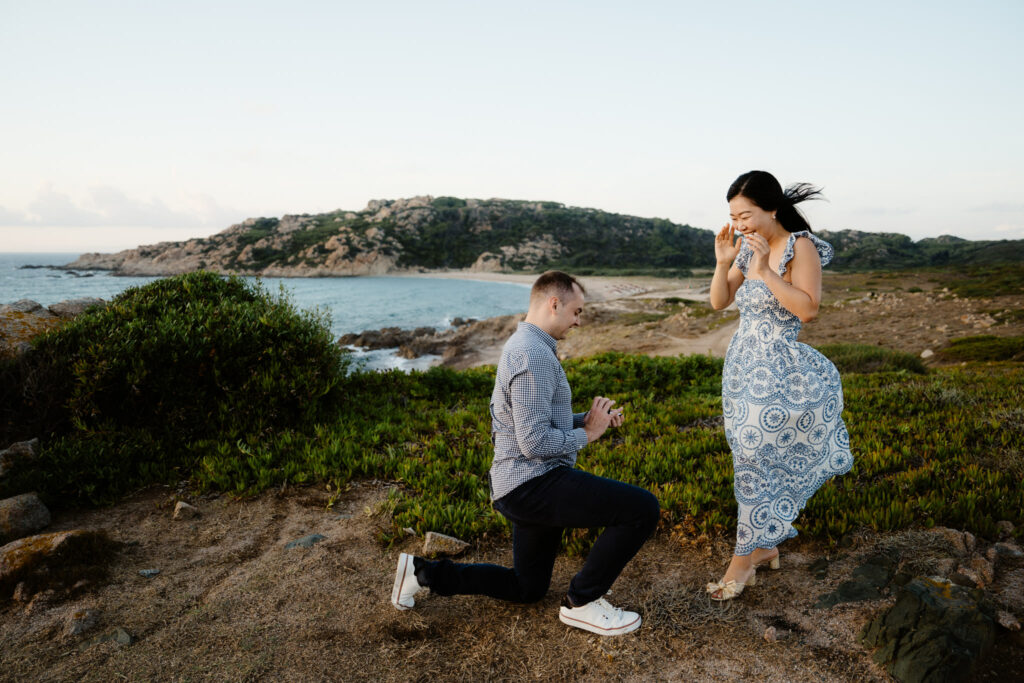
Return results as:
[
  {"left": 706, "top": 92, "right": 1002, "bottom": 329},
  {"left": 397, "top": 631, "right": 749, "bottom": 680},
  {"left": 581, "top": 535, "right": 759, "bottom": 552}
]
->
[
  {"left": 391, "top": 553, "right": 414, "bottom": 610},
  {"left": 559, "top": 610, "right": 641, "bottom": 636}
]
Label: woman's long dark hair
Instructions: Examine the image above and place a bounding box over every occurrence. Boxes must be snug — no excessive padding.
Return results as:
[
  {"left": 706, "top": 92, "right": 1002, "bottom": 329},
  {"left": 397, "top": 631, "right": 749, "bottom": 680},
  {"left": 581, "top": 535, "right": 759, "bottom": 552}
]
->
[{"left": 727, "top": 170, "right": 824, "bottom": 233}]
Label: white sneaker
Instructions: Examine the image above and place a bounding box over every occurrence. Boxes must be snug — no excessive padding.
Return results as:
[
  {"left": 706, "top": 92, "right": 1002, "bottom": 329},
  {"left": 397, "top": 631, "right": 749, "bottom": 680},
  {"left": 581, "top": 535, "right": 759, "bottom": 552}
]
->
[
  {"left": 391, "top": 553, "right": 422, "bottom": 610},
  {"left": 559, "top": 597, "right": 641, "bottom": 636}
]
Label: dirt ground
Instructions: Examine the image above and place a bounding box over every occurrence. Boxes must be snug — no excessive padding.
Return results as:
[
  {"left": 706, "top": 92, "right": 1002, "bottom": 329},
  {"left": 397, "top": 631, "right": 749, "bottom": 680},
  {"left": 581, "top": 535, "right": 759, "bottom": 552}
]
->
[
  {"left": 3, "top": 270, "right": 1023, "bottom": 681},
  {"left": 0, "top": 484, "right": 911, "bottom": 682}
]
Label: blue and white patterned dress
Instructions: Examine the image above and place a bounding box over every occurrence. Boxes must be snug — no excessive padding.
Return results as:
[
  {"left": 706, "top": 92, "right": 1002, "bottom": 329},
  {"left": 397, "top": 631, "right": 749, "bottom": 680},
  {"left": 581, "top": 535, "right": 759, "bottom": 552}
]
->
[{"left": 722, "top": 231, "right": 853, "bottom": 555}]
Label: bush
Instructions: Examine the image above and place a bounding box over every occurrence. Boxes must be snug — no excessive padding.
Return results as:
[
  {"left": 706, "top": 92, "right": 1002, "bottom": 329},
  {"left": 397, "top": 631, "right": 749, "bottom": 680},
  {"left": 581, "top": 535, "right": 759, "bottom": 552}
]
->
[
  {"left": 938, "top": 335, "right": 1024, "bottom": 362},
  {"left": 814, "top": 343, "right": 927, "bottom": 375},
  {"left": 0, "top": 271, "right": 349, "bottom": 505}
]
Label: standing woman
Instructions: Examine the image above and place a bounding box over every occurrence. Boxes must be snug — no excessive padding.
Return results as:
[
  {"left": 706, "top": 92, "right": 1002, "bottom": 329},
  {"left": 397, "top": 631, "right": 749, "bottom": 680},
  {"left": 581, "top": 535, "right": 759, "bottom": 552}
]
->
[{"left": 706, "top": 170, "right": 852, "bottom": 600}]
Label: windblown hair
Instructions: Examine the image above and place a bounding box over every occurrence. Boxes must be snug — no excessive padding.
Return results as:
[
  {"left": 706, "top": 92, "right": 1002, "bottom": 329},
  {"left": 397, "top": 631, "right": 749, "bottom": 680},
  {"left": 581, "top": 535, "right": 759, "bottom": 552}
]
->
[
  {"left": 727, "top": 170, "right": 825, "bottom": 233},
  {"left": 531, "top": 270, "right": 585, "bottom": 303}
]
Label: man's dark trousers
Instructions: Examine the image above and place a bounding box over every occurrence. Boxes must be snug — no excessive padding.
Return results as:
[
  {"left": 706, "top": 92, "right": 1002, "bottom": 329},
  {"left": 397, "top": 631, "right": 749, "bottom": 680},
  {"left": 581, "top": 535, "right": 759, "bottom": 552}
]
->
[{"left": 415, "top": 466, "right": 659, "bottom": 607}]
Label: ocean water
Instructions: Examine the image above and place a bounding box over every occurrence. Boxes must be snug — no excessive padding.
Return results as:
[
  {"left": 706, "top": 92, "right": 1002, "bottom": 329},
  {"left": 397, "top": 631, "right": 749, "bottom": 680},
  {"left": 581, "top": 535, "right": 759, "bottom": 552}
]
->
[{"left": 0, "top": 253, "right": 530, "bottom": 370}]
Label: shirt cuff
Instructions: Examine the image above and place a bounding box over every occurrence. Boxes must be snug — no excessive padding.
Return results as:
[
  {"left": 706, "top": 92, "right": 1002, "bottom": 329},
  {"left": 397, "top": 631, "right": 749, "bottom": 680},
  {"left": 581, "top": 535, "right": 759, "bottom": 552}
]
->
[{"left": 573, "top": 427, "right": 588, "bottom": 450}]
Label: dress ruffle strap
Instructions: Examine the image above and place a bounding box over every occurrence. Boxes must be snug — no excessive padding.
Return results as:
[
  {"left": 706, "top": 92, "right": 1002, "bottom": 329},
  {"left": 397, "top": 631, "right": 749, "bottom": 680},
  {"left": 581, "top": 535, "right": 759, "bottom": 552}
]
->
[{"left": 779, "top": 231, "right": 834, "bottom": 273}]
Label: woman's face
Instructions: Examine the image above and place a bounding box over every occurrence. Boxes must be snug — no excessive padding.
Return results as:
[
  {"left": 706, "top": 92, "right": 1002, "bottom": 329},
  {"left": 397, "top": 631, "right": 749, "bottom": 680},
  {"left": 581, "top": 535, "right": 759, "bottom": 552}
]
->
[{"left": 728, "top": 195, "right": 774, "bottom": 237}]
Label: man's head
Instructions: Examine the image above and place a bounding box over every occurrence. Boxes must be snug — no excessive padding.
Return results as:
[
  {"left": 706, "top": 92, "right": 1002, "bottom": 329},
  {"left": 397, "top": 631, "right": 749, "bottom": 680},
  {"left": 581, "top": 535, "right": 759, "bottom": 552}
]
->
[{"left": 526, "top": 270, "right": 586, "bottom": 340}]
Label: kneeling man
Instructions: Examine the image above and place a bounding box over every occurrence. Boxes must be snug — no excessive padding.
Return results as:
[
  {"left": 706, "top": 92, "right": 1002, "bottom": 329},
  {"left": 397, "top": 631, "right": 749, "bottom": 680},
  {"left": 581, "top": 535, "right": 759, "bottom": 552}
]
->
[{"left": 391, "top": 271, "right": 659, "bottom": 636}]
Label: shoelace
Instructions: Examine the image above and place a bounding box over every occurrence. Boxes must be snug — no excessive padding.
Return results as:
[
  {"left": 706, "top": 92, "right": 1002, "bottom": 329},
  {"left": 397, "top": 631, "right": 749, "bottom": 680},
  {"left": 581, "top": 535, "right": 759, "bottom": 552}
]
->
[{"left": 593, "top": 598, "right": 622, "bottom": 618}]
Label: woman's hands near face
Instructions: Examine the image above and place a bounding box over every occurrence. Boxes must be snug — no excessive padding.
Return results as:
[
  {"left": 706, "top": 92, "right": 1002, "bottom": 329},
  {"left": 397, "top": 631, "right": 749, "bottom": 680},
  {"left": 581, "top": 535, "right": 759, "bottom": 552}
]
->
[
  {"left": 715, "top": 224, "right": 740, "bottom": 265},
  {"left": 744, "top": 232, "right": 771, "bottom": 277}
]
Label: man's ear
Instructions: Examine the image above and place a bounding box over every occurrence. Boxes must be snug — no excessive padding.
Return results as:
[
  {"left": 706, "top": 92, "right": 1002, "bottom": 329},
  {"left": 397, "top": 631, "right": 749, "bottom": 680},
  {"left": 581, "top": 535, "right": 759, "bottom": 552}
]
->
[{"left": 548, "top": 296, "right": 559, "bottom": 314}]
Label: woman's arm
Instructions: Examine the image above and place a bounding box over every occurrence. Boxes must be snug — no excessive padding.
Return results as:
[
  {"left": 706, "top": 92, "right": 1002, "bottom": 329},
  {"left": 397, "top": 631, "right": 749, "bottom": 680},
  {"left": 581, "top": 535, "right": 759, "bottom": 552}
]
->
[{"left": 709, "top": 224, "right": 745, "bottom": 310}]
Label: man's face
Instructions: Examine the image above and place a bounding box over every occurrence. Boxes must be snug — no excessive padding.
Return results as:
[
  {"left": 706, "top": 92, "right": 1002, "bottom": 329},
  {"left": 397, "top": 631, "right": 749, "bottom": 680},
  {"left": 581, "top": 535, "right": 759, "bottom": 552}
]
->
[{"left": 551, "top": 285, "right": 584, "bottom": 340}]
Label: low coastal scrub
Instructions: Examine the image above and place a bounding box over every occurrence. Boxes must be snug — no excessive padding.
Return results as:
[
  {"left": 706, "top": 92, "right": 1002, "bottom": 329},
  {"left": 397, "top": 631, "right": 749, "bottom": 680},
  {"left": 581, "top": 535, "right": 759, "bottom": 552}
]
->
[
  {"left": 2, "top": 277, "right": 1021, "bottom": 547},
  {"left": 0, "top": 271, "right": 348, "bottom": 505},
  {"left": 937, "top": 335, "right": 1024, "bottom": 362},
  {"left": 813, "top": 343, "right": 927, "bottom": 375}
]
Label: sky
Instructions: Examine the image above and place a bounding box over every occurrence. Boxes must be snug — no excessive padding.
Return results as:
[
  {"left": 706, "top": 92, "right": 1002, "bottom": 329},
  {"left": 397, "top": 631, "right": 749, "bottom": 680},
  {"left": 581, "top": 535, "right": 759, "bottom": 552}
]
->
[{"left": 1, "top": 0, "right": 1022, "bottom": 252}]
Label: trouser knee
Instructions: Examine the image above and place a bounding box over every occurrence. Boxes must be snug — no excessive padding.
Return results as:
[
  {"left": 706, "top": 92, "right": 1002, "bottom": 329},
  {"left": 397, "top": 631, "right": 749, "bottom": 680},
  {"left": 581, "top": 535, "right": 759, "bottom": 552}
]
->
[
  {"left": 517, "top": 583, "right": 550, "bottom": 604},
  {"left": 638, "top": 490, "right": 661, "bottom": 535}
]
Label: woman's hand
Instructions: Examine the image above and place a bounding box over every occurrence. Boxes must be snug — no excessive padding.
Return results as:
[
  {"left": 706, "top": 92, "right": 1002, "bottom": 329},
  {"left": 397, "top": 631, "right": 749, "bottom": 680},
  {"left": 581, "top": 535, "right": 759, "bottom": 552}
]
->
[
  {"left": 715, "top": 224, "right": 740, "bottom": 265},
  {"left": 745, "top": 232, "right": 771, "bottom": 277}
]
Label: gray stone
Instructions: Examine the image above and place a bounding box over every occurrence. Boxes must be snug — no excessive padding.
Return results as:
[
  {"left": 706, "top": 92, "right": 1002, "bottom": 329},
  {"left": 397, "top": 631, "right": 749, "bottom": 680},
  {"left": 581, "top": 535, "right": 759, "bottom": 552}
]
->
[
  {"left": 0, "top": 438, "right": 39, "bottom": 477},
  {"left": 997, "top": 610, "right": 1021, "bottom": 632},
  {"left": 993, "top": 542, "right": 1024, "bottom": 560},
  {"left": 1, "top": 529, "right": 116, "bottom": 599},
  {"left": 995, "top": 569, "right": 1024, "bottom": 613},
  {"left": 931, "top": 527, "right": 968, "bottom": 555},
  {"left": 423, "top": 531, "right": 470, "bottom": 557},
  {"left": 47, "top": 297, "right": 105, "bottom": 318},
  {"left": 65, "top": 607, "right": 101, "bottom": 637},
  {"left": 966, "top": 556, "right": 995, "bottom": 587},
  {"left": 964, "top": 531, "right": 977, "bottom": 554},
  {"left": 995, "top": 520, "right": 1015, "bottom": 539},
  {"left": 934, "top": 558, "right": 958, "bottom": 577},
  {"left": 285, "top": 533, "right": 326, "bottom": 549},
  {"left": 78, "top": 627, "right": 132, "bottom": 651},
  {"left": 920, "top": 349, "right": 934, "bottom": 359},
  {"left": 815, "top": 553, "right": 896, "bottom": 609},
  {"left": 0, "top": 299, "right": 45, "bottom": 315},
  {"left": 860, "top": 576, "right": 997, "bottom": 683},
  {"left": 0, "top": 493, "right": 51, "bottom": 544},
  {"left": 172, "top": 501, "right": 199, "bottom": 520},
  {"left": 138, "top": 569, "right": 160, "bottom": 578}
]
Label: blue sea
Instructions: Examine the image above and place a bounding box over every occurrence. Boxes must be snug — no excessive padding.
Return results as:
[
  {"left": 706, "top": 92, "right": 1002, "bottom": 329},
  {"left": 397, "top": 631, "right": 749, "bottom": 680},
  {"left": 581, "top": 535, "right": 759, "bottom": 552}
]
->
[{"left": 0, "top": 253, "right": 530, "bottom": 371}]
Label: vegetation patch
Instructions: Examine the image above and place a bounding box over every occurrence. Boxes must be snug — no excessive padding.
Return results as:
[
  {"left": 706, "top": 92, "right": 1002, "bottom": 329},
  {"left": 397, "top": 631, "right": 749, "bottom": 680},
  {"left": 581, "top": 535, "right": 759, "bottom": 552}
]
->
[
  {"left": 0, "top": 271, "right": 348, "bottom": 506},
  {"left": 2, "top": 287, "right": 1021, "bottom": 550},
  {"left": 814, "top": 343, "right": 927, "bottom": 375},
  {"left": 937, "top": 335, "right": 1024, "bottom": 362}
]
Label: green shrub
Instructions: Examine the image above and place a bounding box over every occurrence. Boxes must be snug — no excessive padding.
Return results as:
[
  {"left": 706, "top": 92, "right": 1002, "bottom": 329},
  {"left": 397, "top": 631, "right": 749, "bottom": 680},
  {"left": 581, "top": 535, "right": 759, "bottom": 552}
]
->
[
  {"left": 0, "top": 271, "right": 349, "bottom": 505},
  {"left": 815, "top": 343, "right": 927, "bottom": 374},
  {"left": 938, "top": 335, "right": 1024, "bottom": 362}
]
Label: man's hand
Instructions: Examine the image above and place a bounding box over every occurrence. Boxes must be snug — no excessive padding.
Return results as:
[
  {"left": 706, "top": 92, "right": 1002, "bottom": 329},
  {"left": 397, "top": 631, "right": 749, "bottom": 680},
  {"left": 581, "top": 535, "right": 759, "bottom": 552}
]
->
[{"left": 583, "top": 396, "right": 621, "bottom": 443}]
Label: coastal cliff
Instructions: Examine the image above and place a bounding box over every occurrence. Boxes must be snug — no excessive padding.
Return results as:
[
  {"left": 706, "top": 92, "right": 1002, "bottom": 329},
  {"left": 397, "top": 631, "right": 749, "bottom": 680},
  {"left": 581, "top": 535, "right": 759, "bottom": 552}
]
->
[
  {"left": 65, "top": 196, "right": 711, "bottom": 276},
  {"left": 64, "top": 195, "right": 1024, "bottom": 276}
]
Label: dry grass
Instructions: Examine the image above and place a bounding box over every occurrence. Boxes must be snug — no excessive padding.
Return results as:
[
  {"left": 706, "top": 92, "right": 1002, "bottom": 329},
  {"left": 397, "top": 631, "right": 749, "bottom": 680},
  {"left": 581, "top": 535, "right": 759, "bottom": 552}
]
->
[{"left": 0, "top": 485, "right": 904, "bottom": 682}]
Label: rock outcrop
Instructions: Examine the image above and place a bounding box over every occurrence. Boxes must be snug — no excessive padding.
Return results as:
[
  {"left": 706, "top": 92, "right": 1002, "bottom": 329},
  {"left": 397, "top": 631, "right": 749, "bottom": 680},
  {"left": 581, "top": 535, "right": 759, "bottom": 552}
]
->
[{"left": 63, "top": 196, "right": 714, "bottom": 276}]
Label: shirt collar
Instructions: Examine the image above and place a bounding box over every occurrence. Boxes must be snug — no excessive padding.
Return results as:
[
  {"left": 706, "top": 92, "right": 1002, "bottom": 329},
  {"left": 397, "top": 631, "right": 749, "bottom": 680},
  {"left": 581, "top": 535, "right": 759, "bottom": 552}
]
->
[{"left": 518, "top": 322, "right": 558, "bottom": 353}]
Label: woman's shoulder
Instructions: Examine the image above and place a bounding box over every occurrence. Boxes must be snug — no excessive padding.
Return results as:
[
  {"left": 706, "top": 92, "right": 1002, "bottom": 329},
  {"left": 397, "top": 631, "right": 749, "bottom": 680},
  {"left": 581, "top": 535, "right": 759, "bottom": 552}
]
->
[{"left": 786, "top": 231, "right": 834, "bottom": 267}]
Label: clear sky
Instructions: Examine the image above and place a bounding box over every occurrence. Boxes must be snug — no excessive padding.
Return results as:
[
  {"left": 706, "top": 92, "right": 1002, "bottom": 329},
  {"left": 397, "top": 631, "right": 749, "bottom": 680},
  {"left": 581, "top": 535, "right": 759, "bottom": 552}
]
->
[{"left": 2, "top": 0, "right": 1022, "bottom": 252}]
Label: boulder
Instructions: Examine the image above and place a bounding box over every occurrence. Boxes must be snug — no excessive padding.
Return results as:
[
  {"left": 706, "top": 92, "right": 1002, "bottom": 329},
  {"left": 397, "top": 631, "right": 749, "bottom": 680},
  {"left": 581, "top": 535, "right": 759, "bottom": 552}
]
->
[
  {"left": 930, "top": 527, "right": 969, "bottom": 556},
  {"left": 860, "top": 576, "right": 997, "bottom": 683},
  {"left": 995, "top": 520, "right": 1015, "bottom": 539},
  {"left": 0, "top": 438, "right": 39, "bottom": 477},
  {"left": 0, "top": 300, "right": 47, "bottom": 315},
  {"left": 422, "top": 531, "right": 469, "bottom": 557},
  {"left": 0, "top": 493, "right": 51, "bottom": 544},
  {"left": 0, "top": 529, "right": 117, "bottom": 600},
  {"left": 995, "top": 568, "right": 1024, "bottom": 613},
  {"left": 48, "top": 298, "right": 105, "bottom": 318}
]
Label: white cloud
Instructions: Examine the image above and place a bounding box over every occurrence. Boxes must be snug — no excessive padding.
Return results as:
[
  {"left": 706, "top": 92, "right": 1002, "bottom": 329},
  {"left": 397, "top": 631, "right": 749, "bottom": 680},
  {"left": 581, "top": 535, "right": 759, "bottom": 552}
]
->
[{"left": 5, "top": 184, "right": 249, "bottom": 229}]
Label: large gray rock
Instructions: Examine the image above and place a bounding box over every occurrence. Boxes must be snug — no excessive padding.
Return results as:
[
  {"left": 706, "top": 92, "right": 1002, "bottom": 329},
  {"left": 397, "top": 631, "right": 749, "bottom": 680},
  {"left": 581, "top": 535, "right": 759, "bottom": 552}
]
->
[
  {"left": 0, "top": 529, "right": 117, "bottom": 600},
  {"left": 0, "top": 493, "right": 51, "bottom": 544},
  {"left": 0, "top": 300, "right": 47, "bottom": 315},
  {"left": 0, "top": 438, "right": 39, "bottom": 477},
  {"left": 48, "top": 297, "right": 105, "bottom": 318},
  {"left": 860, "top": 576, "right": 997, "bottom": 683}
]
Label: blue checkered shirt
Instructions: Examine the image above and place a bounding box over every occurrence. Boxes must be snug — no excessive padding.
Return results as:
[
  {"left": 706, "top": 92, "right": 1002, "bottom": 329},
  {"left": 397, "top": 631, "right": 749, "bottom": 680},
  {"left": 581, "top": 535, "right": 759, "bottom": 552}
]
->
[{"left": 488, "top": 322, "right": 588, "bottom": 500}]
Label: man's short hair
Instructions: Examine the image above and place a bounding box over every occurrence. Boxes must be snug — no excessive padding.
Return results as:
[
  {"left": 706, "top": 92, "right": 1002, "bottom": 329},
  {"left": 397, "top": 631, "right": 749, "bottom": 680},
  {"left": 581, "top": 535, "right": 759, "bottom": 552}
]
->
[{"left": 530, "top": 270, "right": 585, "bottom": 303}]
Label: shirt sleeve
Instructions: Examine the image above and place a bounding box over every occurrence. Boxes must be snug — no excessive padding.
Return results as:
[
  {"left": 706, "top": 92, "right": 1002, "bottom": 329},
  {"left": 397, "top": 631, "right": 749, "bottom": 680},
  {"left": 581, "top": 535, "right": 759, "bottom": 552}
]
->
[
  {"left": 573, "top": 411, "right": 587, "bottom": 429},
  {"left": 508, "top": 359, "right": 587, "bottom": 459}
]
